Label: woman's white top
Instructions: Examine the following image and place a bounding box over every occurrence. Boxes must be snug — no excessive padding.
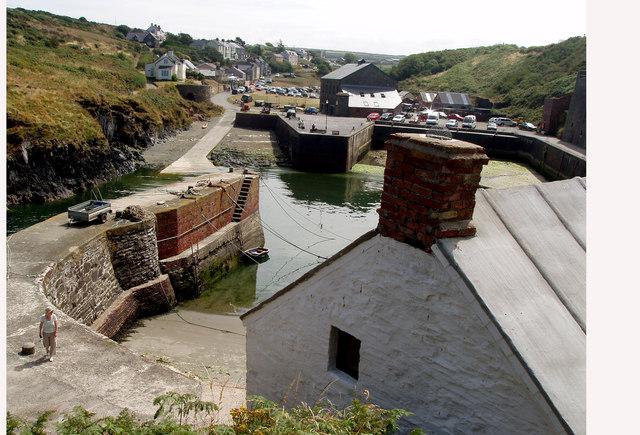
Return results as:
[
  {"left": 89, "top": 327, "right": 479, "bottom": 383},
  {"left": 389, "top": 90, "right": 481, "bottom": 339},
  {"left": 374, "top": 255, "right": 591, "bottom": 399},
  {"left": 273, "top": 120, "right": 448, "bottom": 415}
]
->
[{"left": 40, "top": 314, "right": 58, "bottom": 333}]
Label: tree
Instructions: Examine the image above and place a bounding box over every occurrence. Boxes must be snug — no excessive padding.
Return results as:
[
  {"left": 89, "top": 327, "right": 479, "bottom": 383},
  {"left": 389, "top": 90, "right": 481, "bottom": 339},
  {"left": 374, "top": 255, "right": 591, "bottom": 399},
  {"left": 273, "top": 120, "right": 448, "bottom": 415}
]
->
[
  {"left": 114, "top": 24, "right": 130, "bottom": 38},
  {"left": 234, "top": 36, "right": 246, "bottom": 46},
  {"left": 343, "top": 52, "right": 357, "bottom": 64},
  {"left": 177, "top": 33, "right": 193, "bottom": 45},
  {"left": 276, "top": 39, "right": 285, "bottom": 52}
]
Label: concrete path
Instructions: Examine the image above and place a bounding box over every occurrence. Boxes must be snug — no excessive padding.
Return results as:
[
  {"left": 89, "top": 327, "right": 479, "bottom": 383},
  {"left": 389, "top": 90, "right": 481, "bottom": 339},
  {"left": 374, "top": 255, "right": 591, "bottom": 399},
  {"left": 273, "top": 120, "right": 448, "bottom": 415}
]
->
[
  {"left": 161, "top": 92, "right": 238, "bottom": 175},
  {"left": 6, "top": 174, "right": 243, "bottom": 422}
]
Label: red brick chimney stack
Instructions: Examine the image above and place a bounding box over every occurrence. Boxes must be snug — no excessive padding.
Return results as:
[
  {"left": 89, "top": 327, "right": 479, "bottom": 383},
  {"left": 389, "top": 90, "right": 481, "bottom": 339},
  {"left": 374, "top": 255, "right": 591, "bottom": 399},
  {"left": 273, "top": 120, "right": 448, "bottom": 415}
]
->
[{"left": 378, "top": 133, "right": 489, "bottom": 251}]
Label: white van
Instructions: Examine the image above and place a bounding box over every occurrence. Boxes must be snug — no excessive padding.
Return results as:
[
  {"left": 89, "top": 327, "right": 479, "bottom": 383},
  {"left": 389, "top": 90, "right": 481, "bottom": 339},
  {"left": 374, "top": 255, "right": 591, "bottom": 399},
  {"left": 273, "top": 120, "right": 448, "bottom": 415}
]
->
[
  {"left": 426, "top": 112, "right": 439, "bottom": 126},
  {"left": 462, "top": 115, "right": 477, "bottom": 129}
]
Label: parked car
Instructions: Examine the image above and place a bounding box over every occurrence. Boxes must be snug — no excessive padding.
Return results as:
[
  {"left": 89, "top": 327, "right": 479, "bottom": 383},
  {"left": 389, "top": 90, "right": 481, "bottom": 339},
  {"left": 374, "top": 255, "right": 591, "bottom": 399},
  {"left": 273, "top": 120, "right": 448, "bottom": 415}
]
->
[
  {"left": 518, "top": 122, "right": 537, "bottom": 131},
  {"left": 380, "top": 113, "right": 394, "bottom": 121},
  {"left": 446, "top": 119, "right": 459, "bottom": 129},
  {"left": 496, "top": 117, "right": 517, "bottom": 127},
  {"left": 392, "top": 114, "right": 405, "bottom": 123},
  {"left": 304, "top": 107, "right": 319, "bottom": 114},
  {"left": 448, "top": 113, "right": 464, "bottom": 121},
  {"left": 462, "top": 115, "right": 477, "bottom": 129},
  {"left": 487, "top": 122, "right": 498, "bottom": 132},
  {"left": 241, "top": 94, "right": 253, "bottom": 103},
  {"left": 367, "top": 112, "right": 381, "bottom": 121},
  {"left": 237, "top": 86, "right": 246, "bottom": 93},
  {"left": 426, "top": 113, "right": 439, "bottom": 126}
]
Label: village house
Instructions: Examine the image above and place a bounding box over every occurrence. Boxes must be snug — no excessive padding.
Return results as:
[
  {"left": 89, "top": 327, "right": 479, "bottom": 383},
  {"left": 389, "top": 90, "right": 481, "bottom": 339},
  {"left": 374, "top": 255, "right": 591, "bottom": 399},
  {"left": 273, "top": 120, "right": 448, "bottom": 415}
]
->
[
  {"left": 242, "top": 133, "right": 585, "bottom": 434},
  {"left": 235, "top": 61, "right": 261, "bottom": 81},
  {"left": 320, "top": 60, "right": 401, "bottom": 116},
  {"left": 273, "top": 53, "right": 285, "bottom": 63},
  {"left": 190, "top": 39, "right": 217, "bottom": 50},
  {"left": 295, "top": 48, "right": 311, "bottom": 61},
  {"left": 282, "top": 50, "right": 299, "bottom": 66},
  {"left": 222, "top": 65, "right": 246, "bottom": 81},
  {"left": 144, "top": 50, "right": 193, "bottom": 81},
  {"left": 196, "top": 62, "right": 219, "bottom": 78},
  {"left": 126, "top": 23, "right": 166, "bottom": 48},
  {"left": 431, "top": 91, "right": 473, "bottom": 112}
]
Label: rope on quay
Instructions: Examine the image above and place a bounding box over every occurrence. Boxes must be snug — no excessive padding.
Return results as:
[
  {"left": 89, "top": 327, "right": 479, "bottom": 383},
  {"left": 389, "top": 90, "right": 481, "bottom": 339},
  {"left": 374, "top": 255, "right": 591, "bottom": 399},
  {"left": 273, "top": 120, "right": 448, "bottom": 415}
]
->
[{"left": 221, "top": 188, "right": 329, "bottom": 260}]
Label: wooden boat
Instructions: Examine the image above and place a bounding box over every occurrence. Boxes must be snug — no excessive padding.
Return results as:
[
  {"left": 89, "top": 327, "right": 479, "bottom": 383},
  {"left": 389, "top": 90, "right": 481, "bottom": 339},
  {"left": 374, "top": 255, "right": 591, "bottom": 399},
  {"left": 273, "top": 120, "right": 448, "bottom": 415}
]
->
[{"left": 244, "top": 247, "right": 269, "bottom": 260}]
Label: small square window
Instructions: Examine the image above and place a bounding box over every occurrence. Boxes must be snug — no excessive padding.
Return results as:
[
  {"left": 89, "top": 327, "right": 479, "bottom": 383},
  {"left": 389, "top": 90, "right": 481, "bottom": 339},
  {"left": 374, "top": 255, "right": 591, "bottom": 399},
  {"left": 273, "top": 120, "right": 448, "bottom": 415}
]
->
[{"left": 328, "top": 326, "right": 361, "bottom": 380}]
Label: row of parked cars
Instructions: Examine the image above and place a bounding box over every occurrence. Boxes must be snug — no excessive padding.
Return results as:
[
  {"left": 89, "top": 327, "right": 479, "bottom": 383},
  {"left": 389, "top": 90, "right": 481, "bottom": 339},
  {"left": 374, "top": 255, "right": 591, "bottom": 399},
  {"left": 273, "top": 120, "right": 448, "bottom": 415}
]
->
[{"left": 264, "top": 86, "right": 319, "bottom": 98}]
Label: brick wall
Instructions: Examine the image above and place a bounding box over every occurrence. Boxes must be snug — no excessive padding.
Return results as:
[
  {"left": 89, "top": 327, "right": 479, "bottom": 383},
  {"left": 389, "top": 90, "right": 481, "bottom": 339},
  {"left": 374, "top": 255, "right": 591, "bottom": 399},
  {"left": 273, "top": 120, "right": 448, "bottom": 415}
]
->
[
  {"left": 378, "top": 134, "right": 488, "bottom": 251},
  {"left": 155, "top": 180, "right": 242, "bottom": 259}
]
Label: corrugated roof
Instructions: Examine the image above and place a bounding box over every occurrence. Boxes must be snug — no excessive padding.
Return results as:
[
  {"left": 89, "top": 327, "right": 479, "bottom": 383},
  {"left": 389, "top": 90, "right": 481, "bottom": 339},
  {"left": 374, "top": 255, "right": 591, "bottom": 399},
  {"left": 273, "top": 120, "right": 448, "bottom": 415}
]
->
[
  {"left": 322, "top": 62, "right": 370, "bottom": 80},
  {"left": 341, "top": 86, "right": 402, "bottom": 110},
  {"left": 435, "top": 92, "right": 472, "bottom": 107},
  {"left": 419, "top": 92, "right": 436, "bottom": 103},
  {"left": 437, "top": 177, "right": 586, "bottom": 435}
]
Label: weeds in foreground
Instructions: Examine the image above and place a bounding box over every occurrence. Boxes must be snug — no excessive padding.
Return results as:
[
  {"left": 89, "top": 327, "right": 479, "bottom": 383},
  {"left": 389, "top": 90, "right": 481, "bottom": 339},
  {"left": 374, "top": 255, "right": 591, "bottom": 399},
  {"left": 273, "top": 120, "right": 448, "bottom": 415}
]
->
[{"left": 7, "top": 391, "right": 422, "bottom": 434}]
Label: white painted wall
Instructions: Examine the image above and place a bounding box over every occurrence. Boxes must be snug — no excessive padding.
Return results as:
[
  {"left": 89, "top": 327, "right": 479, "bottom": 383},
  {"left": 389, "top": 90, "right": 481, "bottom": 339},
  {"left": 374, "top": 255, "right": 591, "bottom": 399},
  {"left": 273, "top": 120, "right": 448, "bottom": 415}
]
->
[{"left": 244, "top": 235, "right": 564, "bottom": 434}]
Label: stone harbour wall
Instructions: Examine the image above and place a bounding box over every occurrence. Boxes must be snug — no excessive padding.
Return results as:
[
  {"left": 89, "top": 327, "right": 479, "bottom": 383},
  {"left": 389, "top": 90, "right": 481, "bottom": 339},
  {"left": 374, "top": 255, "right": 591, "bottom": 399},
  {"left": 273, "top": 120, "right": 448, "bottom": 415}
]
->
[
  {"left": 42, "top": 234, "right": 122, "bottom": 326},
  {"left": 91, "top": 275, "right": 176, "bottom": 338},
  {"left": 106, "top": 216, "right": 161, "bottom": 290},
  {"left": 42, "top": 217, "right": 176, "bottom": 335}
]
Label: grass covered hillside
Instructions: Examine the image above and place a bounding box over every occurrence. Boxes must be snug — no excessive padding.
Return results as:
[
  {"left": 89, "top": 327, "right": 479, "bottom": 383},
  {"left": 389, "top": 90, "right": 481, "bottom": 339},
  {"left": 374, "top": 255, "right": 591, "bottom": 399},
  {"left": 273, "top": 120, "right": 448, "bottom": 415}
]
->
[
  {"left": 6, "top": 8, "right": 222, "bottom": 204},
  {"left": 394, "top": 37, "right": 586, "bottom": 121}
]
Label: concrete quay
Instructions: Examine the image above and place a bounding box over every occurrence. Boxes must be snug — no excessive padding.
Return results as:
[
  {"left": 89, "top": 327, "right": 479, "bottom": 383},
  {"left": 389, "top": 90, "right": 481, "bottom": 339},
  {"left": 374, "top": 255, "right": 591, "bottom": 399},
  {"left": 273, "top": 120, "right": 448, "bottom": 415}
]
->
[{"left": 6, "top": 173, "right": 248, "bottom": 422}]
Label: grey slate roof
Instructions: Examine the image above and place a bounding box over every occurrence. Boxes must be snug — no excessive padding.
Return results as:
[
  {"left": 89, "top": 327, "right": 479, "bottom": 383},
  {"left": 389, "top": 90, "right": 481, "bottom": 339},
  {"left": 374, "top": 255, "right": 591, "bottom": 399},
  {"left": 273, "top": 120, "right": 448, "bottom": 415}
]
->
[
  {"left": 437, "top": 177, "right": 586, "bottom": 435},
  {"left": 321, "top": 62, "right": 370, "bottom": 80}
]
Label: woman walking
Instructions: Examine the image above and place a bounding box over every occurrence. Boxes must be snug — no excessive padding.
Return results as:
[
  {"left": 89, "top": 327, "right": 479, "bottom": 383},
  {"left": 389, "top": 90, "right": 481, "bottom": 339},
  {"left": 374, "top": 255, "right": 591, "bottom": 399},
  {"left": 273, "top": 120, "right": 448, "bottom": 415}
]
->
[{"left": 39, "top": 307, "right": 58, "bottom": 362}]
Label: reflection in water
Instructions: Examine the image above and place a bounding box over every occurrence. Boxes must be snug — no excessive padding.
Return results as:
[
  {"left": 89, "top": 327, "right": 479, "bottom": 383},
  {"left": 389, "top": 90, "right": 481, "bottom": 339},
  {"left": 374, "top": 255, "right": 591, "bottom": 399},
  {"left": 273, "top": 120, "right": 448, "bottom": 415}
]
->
[
  {"left": 180, "top": 263, "right": 258, "bottom": 314},
  {"left": 277, "top": 170, "right": 383, "bottom": 214},
  {"left": 7, "top": 168, "right": 183, "bottom": 235},
  {"left": 185, "top": 167, "right": 384, "bottom": 315}
]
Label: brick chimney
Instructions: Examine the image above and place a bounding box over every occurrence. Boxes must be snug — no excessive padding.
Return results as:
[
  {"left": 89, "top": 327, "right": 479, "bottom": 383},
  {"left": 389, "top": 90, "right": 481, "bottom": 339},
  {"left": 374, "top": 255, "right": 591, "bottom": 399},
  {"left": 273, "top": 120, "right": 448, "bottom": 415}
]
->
[{"left": 378, "top": 133, "right": 489, "bottom": 251}]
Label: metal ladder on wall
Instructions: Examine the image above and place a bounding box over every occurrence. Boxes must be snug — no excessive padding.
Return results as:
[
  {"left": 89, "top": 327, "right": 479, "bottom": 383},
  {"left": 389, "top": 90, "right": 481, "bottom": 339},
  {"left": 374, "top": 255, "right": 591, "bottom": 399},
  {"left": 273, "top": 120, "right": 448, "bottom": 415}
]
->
[{"left": 232, "top": 177, "right": 252, "bottom": 222}]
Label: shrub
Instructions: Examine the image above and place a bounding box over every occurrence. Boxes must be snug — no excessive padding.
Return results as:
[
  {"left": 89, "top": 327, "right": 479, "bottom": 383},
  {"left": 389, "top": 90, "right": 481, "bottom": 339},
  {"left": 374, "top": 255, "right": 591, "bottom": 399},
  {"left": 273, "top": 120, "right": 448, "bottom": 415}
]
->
[{"left": 171, "top": 74, "right": 178, "bottom": 81}]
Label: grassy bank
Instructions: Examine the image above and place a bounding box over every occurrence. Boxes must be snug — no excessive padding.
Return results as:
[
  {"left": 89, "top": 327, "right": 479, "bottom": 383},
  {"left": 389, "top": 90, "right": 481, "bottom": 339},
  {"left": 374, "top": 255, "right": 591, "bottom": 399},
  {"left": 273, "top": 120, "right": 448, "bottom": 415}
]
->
[
  {"left": 7, "top": 8, "right": 221, "bottom": 158},
  {"left": 395, "top": 37, "right": 586, "bottom": 122},
  {"left": 6, "top": 8, "right": 222, "bottom": 203}
]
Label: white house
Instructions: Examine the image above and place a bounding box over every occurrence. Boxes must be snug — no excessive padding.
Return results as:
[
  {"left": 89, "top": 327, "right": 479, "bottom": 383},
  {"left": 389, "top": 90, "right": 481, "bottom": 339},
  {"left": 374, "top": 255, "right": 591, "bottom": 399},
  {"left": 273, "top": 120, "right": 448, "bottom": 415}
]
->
[
  {"left": 242, "top": 134, "right": 586, "bottom": 434},
  {"left": 145, "top": 51, "right": 190, "bottom": 81},
  {"left": 196, "top": 63, "right": 219, "bottom": 78}
]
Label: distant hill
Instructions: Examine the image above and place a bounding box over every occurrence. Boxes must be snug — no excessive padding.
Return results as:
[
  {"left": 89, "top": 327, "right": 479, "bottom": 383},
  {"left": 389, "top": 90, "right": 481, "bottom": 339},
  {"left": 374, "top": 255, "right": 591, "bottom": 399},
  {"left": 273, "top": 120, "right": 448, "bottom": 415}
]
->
[
  {"left": 6, "top": 8, "right": 220, "bottom": 204},
  {"left": 393, "top": 37, "right": 586, "bottom": 121}
]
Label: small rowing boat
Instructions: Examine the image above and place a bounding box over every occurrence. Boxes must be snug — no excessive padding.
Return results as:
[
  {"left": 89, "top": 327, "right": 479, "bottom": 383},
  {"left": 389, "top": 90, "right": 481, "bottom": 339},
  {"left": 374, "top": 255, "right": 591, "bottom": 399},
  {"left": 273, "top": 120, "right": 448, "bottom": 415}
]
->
[{"left": 244, "top": 247, "right": 269, "bottom": 261}]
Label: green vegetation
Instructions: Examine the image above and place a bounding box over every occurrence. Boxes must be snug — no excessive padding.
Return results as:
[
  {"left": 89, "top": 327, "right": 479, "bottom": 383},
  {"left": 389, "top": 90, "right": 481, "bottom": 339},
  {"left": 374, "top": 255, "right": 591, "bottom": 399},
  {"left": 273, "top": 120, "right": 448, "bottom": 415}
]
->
[
  {"left": 6, "top": 8, "right": 222, "bottom": 158},
  {"left": 7, "top": 392, "right": 419, "bottom": 434},
  {"left": 394, "top": 37, "right": 586, "bottom": 121}
]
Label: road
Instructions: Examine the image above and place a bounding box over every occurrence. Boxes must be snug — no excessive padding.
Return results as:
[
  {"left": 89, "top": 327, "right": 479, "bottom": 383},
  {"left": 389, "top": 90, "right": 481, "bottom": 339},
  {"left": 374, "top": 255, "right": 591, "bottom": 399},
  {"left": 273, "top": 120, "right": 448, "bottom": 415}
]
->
[{"left": 160, "top": 92, "right": 238, "bottom": 175}]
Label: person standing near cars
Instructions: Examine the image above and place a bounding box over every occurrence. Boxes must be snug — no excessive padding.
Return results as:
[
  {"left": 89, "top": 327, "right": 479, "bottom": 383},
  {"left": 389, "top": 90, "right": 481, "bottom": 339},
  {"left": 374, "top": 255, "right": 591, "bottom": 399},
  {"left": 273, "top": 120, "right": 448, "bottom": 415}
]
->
[{"left": 39, "top": 307, "right": 58, "bottom": 362}]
